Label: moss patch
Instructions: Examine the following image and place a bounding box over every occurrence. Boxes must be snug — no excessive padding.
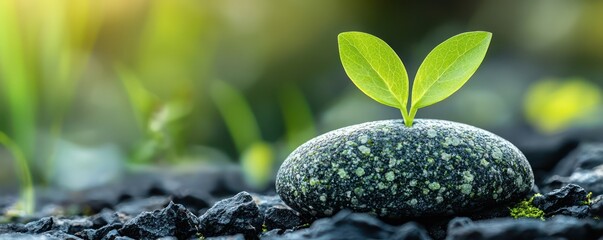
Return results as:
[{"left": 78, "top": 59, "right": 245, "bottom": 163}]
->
[{"left": 509, "top": 194, "right": 544, "bottom": 221}]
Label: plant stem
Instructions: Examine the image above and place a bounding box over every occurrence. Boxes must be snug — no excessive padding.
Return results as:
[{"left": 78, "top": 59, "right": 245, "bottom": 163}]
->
[
  {"left": 405, "top": 106, "right": 418, "bottom": 127},
  {"left": 0, "top": 132, "right": 35, "bottom": 215}
]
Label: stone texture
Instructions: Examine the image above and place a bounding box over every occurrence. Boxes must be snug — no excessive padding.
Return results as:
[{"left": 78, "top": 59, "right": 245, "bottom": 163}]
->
[
  {"left": 276, "top": 119, "right": 533, "bottom": 218},
  {"left": 447, "top": 215, "right": 603, "bottom": 240},
  {"left": 276, "top": 210, "right": 431, "bottom": 240},
  {"left": 544, "top": 143, "right": 603, "bottom": 195},
  {"left": 264, "top": 206, "right": 306, "bottom": 231},
  {"left": 533, "top": 184, "right": 589, "bottom": 218},
  {"left": 119, "top": 202, "right": 199, "bottom": 239},
  {"left": 198, "top": 192, "right": 263, "bottom": 238}
]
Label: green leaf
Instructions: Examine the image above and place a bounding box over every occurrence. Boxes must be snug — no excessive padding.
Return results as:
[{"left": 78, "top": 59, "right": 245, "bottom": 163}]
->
[
  {"left": 338, "top": 32, "right": 409, "bottom": 114},
  {"left": 411, "top": 31, "right": 492, "bottom": 111}
]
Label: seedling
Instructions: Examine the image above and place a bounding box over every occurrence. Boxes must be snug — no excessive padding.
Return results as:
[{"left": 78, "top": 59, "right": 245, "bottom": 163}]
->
[{"left": 338, "top": 31, "right": 492, "bottom": 127}]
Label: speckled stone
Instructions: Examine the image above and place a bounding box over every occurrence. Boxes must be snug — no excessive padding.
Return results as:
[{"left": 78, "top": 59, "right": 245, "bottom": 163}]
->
[{"left": 275, "top": 119, "right": 534, "bottom": 218}]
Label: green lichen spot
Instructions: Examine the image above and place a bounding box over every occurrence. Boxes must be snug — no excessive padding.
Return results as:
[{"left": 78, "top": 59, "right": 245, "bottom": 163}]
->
[
  {"left": 409, "top": 180, "right": 417, "bottom": 187},
  {"left": 492, "top": 147, "right": 503, "bottom": 160},
  {"left": 310, "top": 178, "right": 320, "bottom": 186},
  {"left": 378, "top": 182, "right": 387, "bottom": 189},
  {"left": 428, "top": 182, "right": 441, "bottom": 191},
  {"left": 460, "top": 184, "right": 472, "bottom": 195},
  {"left": 409, "top": 198, "right": 418, "bottom": 206},
  {"left": 320, "top": 195, "right": 327, "bottom": 202},
  {"left": 355, "top": 167, "right": 365, "bottom": 177},
  {"left": 385, "top": 171, "right": 395, "bottom": 181},
  {"left": 427, "top": 129, "right": 437, "bottom": 138},
  {"left": 462, "top": 171, "right": 474, "bottom": 182},
  {"left": 358, "top": 135, "right": 368, "bottom": 144},
  {"left": 337, "top": 169, "right": 348, "bottom": 178},
  {"left": 358, "top": 145, "right": 371, "bottom": 155},
  {"left": 354, "top": 187, "right": 365, "bottom": 196},
  {"left": 480, "top": 159, "right": 490, "bottom": 167},
  {"left": 509, "top": 194, "right": 544, "bottom": 220},
  {"left": 441, "top": 153, "right": 452, "bottom": 161}
]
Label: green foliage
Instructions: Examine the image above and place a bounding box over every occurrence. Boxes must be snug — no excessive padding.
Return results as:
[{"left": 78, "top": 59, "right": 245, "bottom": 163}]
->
[
  {"left": 524, "top": 78, "right": 602, "bottom": 134},
  {"left": 509, "top": 194, "right": 545, "bottom": 221},
  {"left": 338, "top": 31, "right": 492, "bottom": 126},
  {"left": 278, "top": 84, "right": 317, "bottom": 152},
  {"left": 240, "top": 142, "right": 274, "bottom": 190},
  {"left": 338, "top": 32, "right": 409, "bottom": 117},
  {"left": 583, "top": 192, "right": 593, "bottom": 205}
]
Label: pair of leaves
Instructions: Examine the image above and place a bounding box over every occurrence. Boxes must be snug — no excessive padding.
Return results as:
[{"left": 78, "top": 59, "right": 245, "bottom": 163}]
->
[{"left": 338, "top": 31, "right": 492, "bottom": 126}]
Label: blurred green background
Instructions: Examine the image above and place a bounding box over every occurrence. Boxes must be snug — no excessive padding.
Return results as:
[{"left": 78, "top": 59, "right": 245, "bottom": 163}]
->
[{"left": 1, "top": 0, "right": 603, "bottom": 197}]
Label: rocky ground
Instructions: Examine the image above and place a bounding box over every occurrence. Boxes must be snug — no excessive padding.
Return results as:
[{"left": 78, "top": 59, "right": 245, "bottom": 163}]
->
[{"left": 2, "top": 142, "right": 603, "bottom": 239}]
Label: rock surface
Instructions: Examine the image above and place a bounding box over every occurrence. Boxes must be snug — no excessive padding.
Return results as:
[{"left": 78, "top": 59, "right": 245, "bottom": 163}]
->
[
  {"left": 544, "top": 143, "right": 603, "bottom": 195},
  {"left": 276, "top": 210, "right": 431, "bottom": 240},
  {"left": 532, "top": 184, "right": 590, "bottom": 218},
  {"left": 119, "top": 201, "right": 200, "bottom": 239},
  {"left": 277, "top": 119, "right": 534, "bottom": 218},
  {"left": 447, "top": 215, "right": 603, "bottom": 239},
  {"left": 198, "top": 191, "right": 263, "bottom": 238}
]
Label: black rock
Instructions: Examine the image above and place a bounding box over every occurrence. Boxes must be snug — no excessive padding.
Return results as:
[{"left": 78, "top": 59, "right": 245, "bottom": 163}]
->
[
  {"left": 253, "top": 195, "right": 287, "bottom": 215},
  {"left": 391, "top": 222, "right": 432, "bottom": 240},
  {"left": 447, "top": 216, "right": 603, "bottom": 240},
  {"left": 76, "top": 223, "right": 122, "bottom": 240},
  {"left": 206, "top": 234, "right": 245, "bottom": 240},
  {"left": 549, "top": 205, "right": 590, "bottom": 218},
  {"left": 533, "top": 184, "right": 589, "bottom": 216},
  {"left": 447, "top": 217, "right": 473, "bottom": 233},
  {"left": 550, "top": 143, "right": 603, "bottom": 176},
  {"left": 54, "top": 218, "right": 94, "bottom": 235},
  {"left": 278, "top": 210, "right": 430, "bottom": 240},
  {"left": 199, "top": 191, "right": 263, "bottom": 238},
  {"left": 264, "top": 206, "right": 306, "bottom": 231},
  {"left": 119, "top": 201, "right": 200, "bottom": 239},
  {"left": 24, "top": 217, "right": 54, "bottom": 234},
  {"left": 544, "top": 143, "right": 603, "bottom": 195},
  {"left": 0, "top": 223, "right": 26, "bottom": 234},
  {"left": 589, "top": 194, "right": 603, "bottom": 218}
]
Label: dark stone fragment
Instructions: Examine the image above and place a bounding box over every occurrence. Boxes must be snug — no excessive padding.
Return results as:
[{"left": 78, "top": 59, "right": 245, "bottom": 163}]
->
[
  {"left": 391, "top": 222, "right": 432, "bottom": 240},
  {"left": 447, "top": 216, "right": 603, "bottom": 240},
  {"left": 25, "top": 217, "right": 54, "bottom": 234},
  {"left": 589, "top": 194, "right": 603, "bottom": 218},
  {"left": 278, "top": 210, "right": 430, "bottom": 240},
  {"left": 89, "top": 209, "right": 129, "bottom": 228},
  {"left": 76, "top": 223, "right": 122, "bottom": 240},
  {"left": 260, "top": 229, "right": 295, "bottom": 239},
  {"left": 44, "top": 230, "right": 83, "bottom": 240},
  {"left": 0, "top": 223, "right": 26, "bottom": 234},
  {"left": 199, "top": 191, "right": 263, "bottom": 238},
  {"left": 54, "top": 218, "right": 94, "bottom": 235},
  {"left": 264, "top": 206, "right": 306, "bottom": 231},
  {"left": 543, "top": 143, "right": 603, "bottom": 195},
  {"left": 551, "top": 143, "right": 603, "bottom": 176},
  {"left": 548, "top": 205, "right": 590, "bottom": 218},
  {"left": 447, "top": 217, "right": 473, "bottom": 233},
  {"left": 205, "top": 234, "right": 245, "bottom": 240},
  {"left": 254, "top": 195, "right": 287, "bottom": 215},
  {"left": 533, "top": 184, "right": 588, "bottom": 214},
  {"left": 102, "top": 229, "right": 121, "bottom": 240},
  {"left": 119, "top": 201, "right": 200, "bottom": 240}
]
